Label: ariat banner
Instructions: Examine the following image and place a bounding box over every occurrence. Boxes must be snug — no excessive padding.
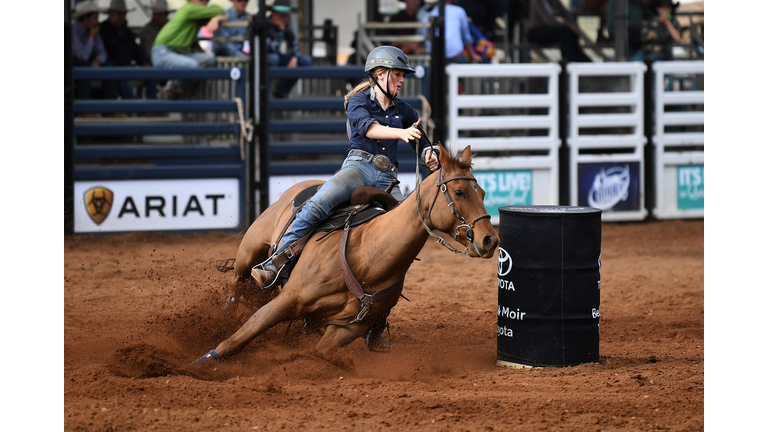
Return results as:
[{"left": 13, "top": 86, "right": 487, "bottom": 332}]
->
[
  {"left": 74, "top": 179, "right": 240, "bottom": 233},
  {"left": 84, "top": 187, "right": 114, "bottom": 225}
]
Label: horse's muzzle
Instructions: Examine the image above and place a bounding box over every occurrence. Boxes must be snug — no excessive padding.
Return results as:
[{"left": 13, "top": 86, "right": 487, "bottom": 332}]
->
[{"left": 468, "top": 232, "right": 499, "bottom": 259}]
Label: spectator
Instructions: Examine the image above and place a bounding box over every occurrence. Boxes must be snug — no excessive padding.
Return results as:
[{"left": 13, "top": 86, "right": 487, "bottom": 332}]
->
[
  {"left": 584, "top": 0, "right": 609, "bottom": 41},
  {"left": 100, "top": 0, "right": 150, "bottom": 101},
  {"left": 72, "top": 1, "right": 107, "bottom": 102},
  {"left": 139, "top": 0, "right": 174, "bottom": 62},
  {"left": 139, "top": 0, "right": 175, "bottom": 100},
  {"left": 421, "top": 0, "right": 482, "bottom": 64},
  {"left": 606, "top": 0, "right": 653, "bottom": 60},
  {"left": 151, "top": 0, "right": 226, "bottom": 69},
  {"left": 152, "top": 0, "right": 227, "bottom": 98},
  {"left": 212, "top": 0, "right": 251, "bottom": 57},
  {"left": 385, "top": 0, "right": 427, "bottom": 55},
  {"left": 266, "top": 0, "right": 313, "bottom": 98},
  {"left": 457, "top": 0, "right": 506, "bottom": 40},
  {"left": 527, "top": 0, "right": 591, "bottom": 62},
  {"left": 641, "top": 0, "right": 682, "bottom": 61}
]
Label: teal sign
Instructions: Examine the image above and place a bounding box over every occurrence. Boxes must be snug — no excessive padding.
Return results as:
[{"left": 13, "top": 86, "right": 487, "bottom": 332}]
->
[
  {"left": 677, "top": 165, "right": 704, "bottom": 210},
  {"left": 475, "top": 170, "right": 533, "bottom": 217}
]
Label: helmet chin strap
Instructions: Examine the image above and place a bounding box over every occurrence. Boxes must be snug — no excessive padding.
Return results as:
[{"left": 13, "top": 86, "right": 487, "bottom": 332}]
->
[
  {"left": 371, "top": 69, "right": 400, "bottom": 114},
  {"left": 372, "top": 69, "right": 395, "bottom": 100}
]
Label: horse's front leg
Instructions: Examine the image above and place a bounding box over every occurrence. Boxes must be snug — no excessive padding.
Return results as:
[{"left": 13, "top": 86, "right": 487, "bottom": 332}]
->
[
  {"left": 211, "top": 293, "right": 300, "bottom": 359},
  {"left": 315, "top": 324, "right": 368, "bottom": 358}
]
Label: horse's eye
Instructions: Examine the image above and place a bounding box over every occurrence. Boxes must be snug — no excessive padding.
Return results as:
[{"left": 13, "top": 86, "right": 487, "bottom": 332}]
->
[{"left": 454, "top": 189, "right": 465, "bottom": 198}]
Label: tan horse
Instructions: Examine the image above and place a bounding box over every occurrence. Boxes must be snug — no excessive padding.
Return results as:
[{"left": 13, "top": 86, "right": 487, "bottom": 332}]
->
[{"left": 205, "top": 144, "right": 499, "bottom": 361}]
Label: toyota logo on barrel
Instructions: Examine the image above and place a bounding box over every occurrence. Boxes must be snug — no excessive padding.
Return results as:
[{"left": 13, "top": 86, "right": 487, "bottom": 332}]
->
[{"left": 497, "top": 247, "right": 512, "bottom": 276}]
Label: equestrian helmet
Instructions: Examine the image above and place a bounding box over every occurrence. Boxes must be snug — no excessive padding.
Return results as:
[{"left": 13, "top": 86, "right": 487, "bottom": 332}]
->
[{"left": 364, "top": 46, "right": 416, "bottom": 75}]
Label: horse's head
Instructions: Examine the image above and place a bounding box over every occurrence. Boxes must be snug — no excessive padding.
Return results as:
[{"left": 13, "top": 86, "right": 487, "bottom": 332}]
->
[{"left": 423, "top": 144, "right": 499, "bottom": 259}]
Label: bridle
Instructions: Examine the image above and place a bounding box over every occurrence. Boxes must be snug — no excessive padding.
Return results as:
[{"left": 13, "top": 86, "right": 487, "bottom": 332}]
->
[{"left": 412, "top": 132, "right": 490, "bottom": 255}]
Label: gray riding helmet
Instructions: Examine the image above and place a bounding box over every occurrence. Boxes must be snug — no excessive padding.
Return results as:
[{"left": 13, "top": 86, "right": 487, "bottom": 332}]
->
[{"left": 364, "top": 46, "right": 416, "bottom": 75}]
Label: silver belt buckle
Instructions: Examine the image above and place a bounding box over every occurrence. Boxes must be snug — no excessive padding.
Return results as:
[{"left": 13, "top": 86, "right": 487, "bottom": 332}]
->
[{"left": 372, "top": 154, "right": 391, "bottom": 172}]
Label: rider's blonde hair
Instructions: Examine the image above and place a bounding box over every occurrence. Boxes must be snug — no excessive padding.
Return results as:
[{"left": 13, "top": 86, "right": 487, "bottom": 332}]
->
[{"left": 344, "top": 67, "right": 388, "bottom": 109}]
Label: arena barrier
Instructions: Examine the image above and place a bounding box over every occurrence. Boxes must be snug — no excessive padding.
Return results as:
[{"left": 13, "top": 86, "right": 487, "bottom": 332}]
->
[
  {"left": 567, "top": 62, "right": 648, "bottom": 222},
  {"left": 72, "top": 67, "right": 249, "bottom": 234},
  {"left": 261, "top": 65, "right": 431, "bottom": 205},
  {"left": 651, "top": 61, "right": 704, "bottom": 219},
  {"left": 445, "top": 63, "right": 563, "bottom": 225}
]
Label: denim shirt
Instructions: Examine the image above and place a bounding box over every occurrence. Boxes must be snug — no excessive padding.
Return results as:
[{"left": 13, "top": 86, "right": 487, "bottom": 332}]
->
[
  {"left": 346, "top": 88, "right": 429, "bottom": 168},
  {"left": 422, "top": 4, "right": 473, "bottom": 58},
  {"left": 72, "top": 19, "right": 107, "bottom": 64},
  {"left": 212, "top": 7, "right": 249, "bottom": 56}
]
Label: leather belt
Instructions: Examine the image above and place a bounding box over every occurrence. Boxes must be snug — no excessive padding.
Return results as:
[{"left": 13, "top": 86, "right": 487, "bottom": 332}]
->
[{"left": 348, "top": 150, "right": 398, "bottom": 176}]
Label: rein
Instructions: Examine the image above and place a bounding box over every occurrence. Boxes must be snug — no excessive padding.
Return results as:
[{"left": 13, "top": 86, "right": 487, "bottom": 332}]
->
[{"left": 412, "top": 129, "right": 491, "bottom": 255}]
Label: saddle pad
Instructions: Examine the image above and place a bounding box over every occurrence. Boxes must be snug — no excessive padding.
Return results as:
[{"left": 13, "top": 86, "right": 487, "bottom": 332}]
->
[
  {"left": 292, "top": 184, "right": 323, "bottom": 211},
  {"left": 315, "top": 205, "right": 387, "bottom": 233}
]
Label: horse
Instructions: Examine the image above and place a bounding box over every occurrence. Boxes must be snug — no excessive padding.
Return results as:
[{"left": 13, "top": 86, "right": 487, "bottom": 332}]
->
[{"left": 202, "top": 144, "right": 499, "bottom": 362}]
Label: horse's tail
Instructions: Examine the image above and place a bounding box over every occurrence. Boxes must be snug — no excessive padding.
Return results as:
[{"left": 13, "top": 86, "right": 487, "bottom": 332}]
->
[{"left": 215, "top": 258, "right": 236, "bottom": 273}]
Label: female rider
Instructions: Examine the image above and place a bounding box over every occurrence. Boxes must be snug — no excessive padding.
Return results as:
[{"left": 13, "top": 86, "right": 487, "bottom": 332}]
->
[{"left": 253, "top": 46, "right": 439, "bottom": 351}]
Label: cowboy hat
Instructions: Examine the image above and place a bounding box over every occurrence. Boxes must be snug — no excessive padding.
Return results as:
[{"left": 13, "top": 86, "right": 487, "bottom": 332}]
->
[
  {"left": 150, "top": 0, "right": 176, "bottom": 13},
  {"left": 107, "top": 0, "right": 136, "bottom": 13},
  {"left": 268, "top": 0, "right": 296, "bottom": 14},
  {"left": 72, "top": 0, "right": 105, "bottom": 19}
]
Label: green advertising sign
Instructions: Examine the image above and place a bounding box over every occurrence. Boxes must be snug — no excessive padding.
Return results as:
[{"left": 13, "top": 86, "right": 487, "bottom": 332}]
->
[
  {"left": 474, "top": 170, "right": 533, "bottom": 217},
  {"left": 677, "top": 165, "right": 704, "bottom": 210}
]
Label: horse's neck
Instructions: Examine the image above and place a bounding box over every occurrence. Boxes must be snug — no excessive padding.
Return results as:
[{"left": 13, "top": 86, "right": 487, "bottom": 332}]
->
[{"left": 360, "top": 174, "right": 437, "bottom": 264}]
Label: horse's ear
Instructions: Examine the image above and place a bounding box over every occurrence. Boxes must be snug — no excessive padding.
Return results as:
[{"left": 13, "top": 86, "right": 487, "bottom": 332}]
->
[
  {"left": 461, "top": 145, "right": 473, "bottom": 165},
  {"left": 437, "top": 142, "right": 451, "bottom": 167}
]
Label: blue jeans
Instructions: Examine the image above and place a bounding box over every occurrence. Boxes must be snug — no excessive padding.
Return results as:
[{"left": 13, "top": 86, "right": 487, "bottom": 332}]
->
[
  {"left": 268, "top": 154, "right": 403, "bottom": 269},
  {"left": 151, "top": 44, "right": 216, "bottom": 69},
  {"left": 266, "top": 53, "right": 313, "bottom": 97}
]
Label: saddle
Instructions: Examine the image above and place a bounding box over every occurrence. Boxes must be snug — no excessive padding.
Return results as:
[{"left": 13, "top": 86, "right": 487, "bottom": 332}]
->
[
  {"left": 259, "top": 184, "right": 406, "bottom": 332},
  {"left": 269, "top": 184, "right": 400, "bottom": 274}
]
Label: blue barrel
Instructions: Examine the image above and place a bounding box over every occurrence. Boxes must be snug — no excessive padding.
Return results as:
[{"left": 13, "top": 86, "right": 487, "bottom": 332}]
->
[{"left": 496, "top": 206, "right": 602, "bottom": 367}]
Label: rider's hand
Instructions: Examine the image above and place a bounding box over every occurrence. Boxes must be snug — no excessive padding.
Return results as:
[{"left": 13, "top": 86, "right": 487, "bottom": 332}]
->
[
  {"left": 425, "top": 149, "right": 439, "bottom": 171},
  {"left": 400, "top": 118, "right": 422, "bottom": 143}
]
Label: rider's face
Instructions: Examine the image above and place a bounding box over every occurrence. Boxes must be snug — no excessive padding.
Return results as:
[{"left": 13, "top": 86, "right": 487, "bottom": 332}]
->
[{"left": 378, "top": 69, "right": 406, "bottom": 96}]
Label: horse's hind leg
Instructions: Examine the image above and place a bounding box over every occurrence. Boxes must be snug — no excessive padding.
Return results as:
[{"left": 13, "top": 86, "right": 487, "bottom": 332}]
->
[{"left": 213, "top": 293, "right": 300, "bottom": 358}]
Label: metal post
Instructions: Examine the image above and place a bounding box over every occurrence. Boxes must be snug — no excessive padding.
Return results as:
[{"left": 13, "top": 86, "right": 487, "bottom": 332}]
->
[
  {"left": 614, "top": 0, "right": 628, "bottom": 61},
  {"left": 253, "top": 0, "right": 270, "bottom": 220},
  {"left": 643, "top": 59, "right": 655, "bottom": 221},
  {"left": 429, "top": 0, "right": 447, "bottom": 146},
  {"left": 65, "top": 0, "right": 74, "bottom": 235},
  {"left": 558, "top": 60, "right": 569, "bottom": 205}
]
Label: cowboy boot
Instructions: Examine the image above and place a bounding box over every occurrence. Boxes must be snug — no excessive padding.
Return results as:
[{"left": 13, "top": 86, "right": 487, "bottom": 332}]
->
[
  {"left": 251, "top": 266, "right": 277, "bottom": 289},
  {"left": 364, "top": 314, "right": 392, "bottom": 353}
]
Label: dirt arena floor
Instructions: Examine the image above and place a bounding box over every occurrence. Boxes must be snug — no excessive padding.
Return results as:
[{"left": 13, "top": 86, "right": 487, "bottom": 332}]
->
[{"left": 64, "top": 219, "right": 703, "bottom": 431}]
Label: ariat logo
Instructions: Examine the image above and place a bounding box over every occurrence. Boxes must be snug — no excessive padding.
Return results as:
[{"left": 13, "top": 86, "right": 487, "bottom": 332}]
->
[{"left": 84, "top": 187, "right": 113, "bottom": 225}]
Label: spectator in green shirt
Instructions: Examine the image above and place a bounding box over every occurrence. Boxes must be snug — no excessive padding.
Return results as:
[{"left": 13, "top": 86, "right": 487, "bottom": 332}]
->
[{"left": 151, "top": 0, "right": 226, "bottom": 69}]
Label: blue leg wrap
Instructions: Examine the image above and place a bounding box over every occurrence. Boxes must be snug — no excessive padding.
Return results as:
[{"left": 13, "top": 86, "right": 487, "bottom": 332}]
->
[{"left": 193, "top": 349, "right": 221, "bottom": 366}]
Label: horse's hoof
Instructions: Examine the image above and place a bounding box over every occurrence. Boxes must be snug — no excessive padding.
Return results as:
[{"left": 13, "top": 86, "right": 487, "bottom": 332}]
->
[
  {"left": 364, "top": 332, "right": 392, "bottom": 354},
  {"left": 223, "top": 294, "right": 237, "bottom": 310},
  {"left": 192, "top": 349, "right": 221, "bottom": 366}
]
